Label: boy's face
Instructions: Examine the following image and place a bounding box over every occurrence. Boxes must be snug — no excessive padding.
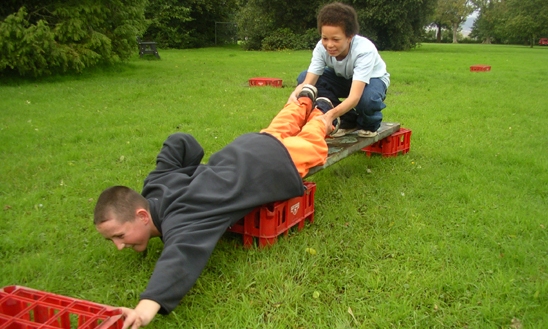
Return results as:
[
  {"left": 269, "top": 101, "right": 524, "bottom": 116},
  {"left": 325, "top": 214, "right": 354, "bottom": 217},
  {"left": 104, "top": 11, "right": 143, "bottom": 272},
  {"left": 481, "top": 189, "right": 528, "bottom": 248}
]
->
[
  {"left": 321, "top": 25, "right": 353, "bottom": 60},
  {"left": 96, "top": 210, "right": 151, "bottom": 253}
]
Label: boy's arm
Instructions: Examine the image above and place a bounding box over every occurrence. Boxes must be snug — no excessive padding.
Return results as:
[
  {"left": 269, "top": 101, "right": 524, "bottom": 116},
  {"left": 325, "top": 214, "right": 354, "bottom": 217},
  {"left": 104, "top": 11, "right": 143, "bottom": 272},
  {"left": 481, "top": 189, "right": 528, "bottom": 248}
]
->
[
  {"left": 120, "top": 299, "right": 161, "bottom": 329},
  {"left": 329, "top": 79, "right": 366, "bottom": 118}
]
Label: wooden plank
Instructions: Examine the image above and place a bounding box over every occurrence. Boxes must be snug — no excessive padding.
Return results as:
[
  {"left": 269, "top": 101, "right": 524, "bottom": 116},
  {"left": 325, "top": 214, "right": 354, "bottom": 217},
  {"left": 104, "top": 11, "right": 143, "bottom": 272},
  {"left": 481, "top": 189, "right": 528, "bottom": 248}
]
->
[{"left": 305, "top": 122, "right": 400, "bottom": 177}]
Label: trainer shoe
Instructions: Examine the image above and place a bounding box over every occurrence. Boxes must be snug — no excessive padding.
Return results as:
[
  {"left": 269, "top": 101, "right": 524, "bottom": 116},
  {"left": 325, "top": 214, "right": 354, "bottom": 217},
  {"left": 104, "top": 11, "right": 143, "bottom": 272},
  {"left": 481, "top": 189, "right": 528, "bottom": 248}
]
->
[
  {"left": 297, "top": 84, "right": 317, "bottom": 102},
  {"left": 357, "top": 129, "right": 378, "bottom": 138},
  {"left": 315, "top": 97, "right": 341, "bottom": 136},
  {"left": 315, "top": 97, "right": 333, "bottom": 114},
  {"left": 330, "top": 127, "right": 358, "bottom": 138}
]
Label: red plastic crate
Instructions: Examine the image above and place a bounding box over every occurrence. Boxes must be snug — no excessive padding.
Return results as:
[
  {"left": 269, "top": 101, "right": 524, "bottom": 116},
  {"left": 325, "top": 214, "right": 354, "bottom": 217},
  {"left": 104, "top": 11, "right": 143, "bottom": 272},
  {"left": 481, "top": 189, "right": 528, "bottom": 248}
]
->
[
  {"left": 470, "top": 65, "right": 491, "bottom": 72},
  {"left": 227, "top": 181, "right": 316, "bottom": 248},
  {"left": 0, "top": 286, "right": 123, "bottom": 329},
  {"left": 362, "top": 128, "right": 412, "bottom": 157},
  {"left": 248, "top": 77, "right": 283, "bottom": 87}
]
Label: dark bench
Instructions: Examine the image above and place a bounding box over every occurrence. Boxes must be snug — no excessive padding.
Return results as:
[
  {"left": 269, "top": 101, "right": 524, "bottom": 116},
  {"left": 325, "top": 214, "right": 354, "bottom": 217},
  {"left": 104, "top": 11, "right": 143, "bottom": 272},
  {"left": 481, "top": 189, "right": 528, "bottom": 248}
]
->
[{"left": 137, "top": 37, "right": 160, "bottom": 59}]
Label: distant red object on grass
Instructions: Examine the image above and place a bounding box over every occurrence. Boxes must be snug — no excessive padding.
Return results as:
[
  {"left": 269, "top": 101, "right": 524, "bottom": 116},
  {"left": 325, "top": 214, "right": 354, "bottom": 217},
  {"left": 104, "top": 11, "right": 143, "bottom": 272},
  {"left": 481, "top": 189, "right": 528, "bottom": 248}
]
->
[
  {"left": 470, "top": 65, "right": 491, "bottom": 72},
  {"left": 539, "top": 38, "right": 548, "bottom": 46},
  {"left": 249, "top": 77, "right": 283, "bottom": 87}
]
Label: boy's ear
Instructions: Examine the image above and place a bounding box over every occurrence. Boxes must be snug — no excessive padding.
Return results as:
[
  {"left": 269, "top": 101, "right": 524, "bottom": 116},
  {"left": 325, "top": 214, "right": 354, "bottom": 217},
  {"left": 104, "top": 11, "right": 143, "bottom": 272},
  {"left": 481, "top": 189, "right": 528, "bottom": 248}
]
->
[{"left": 136, "top": 208, "right": 151, "bottom": 223}]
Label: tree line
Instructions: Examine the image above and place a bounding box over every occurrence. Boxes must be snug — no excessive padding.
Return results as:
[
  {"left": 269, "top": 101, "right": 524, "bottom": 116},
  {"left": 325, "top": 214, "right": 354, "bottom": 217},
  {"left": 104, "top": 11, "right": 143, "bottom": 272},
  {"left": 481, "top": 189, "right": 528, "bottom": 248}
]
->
[
  {"left": 1, "top": 0, "right": 546, "bottom": 76},
  {"left": 470, "top": 0, "right": 548, "bottom": 47},
  {"left": 430, "top": 0, "right": 548, "bottom": 47}
]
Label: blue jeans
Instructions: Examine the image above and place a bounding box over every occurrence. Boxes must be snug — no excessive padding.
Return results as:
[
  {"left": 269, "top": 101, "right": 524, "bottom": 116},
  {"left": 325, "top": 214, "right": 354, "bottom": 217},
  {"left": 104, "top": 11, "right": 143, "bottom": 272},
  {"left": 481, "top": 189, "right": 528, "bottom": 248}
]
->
[{"left": 297, "top": 68, "right": 387, "bottom": 131}]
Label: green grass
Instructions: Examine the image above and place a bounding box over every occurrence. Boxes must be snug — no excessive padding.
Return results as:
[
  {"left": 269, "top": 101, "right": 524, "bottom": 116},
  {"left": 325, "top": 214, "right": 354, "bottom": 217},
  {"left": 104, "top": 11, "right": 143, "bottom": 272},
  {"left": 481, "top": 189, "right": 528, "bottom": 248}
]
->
[{"left": 1, "top": 43, "right": 547, "bottom": 328}]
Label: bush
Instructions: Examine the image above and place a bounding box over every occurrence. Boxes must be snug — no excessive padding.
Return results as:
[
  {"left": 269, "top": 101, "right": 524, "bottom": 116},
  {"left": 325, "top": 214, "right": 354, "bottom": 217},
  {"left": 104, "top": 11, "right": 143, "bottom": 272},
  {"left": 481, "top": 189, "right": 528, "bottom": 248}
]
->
[
  {"left": 0, "top": 2, "right": 147, "bottom": 77},
  {"left": 261, "top": 28, "right": 297, "bottom": 50},
  {"left": 261, "top": 28, "right": 318, "bottom": 51},
  {"left": 0, "top": 9, "right": 61, "bottom": 77},
  {"left": 294, "top": 28, "right": 320, "bottom": 50}
]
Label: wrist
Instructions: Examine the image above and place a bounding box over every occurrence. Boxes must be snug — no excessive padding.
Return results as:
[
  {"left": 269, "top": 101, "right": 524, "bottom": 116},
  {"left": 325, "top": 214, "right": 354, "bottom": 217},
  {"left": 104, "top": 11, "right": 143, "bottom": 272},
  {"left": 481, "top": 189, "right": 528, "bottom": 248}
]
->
[
  {"left": 330, "top": 106, "right": 342, "bottom": 119},
  {"left": 135, "top": 299, "right": 161, "bottom": 326}
]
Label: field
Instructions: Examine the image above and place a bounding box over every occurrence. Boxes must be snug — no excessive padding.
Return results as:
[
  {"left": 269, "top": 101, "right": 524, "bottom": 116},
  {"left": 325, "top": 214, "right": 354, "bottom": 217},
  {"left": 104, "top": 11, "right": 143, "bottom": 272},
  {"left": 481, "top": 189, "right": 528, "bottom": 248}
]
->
[{"left": 1, "top": 43, "right": 547, "bottom": 328}]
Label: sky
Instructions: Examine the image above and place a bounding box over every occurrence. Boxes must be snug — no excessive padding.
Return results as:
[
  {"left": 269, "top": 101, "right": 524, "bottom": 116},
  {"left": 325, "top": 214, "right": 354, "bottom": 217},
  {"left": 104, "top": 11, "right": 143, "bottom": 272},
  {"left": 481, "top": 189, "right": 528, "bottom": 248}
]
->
[{"left": 462, "top": 11, "right": 479, "bottom": 35}]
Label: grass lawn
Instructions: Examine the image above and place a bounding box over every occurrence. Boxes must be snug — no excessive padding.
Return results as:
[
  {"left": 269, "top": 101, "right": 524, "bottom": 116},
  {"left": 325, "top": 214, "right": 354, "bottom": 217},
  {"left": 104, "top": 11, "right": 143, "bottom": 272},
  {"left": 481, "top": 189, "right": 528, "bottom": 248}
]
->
[{"left": 1, "top": 43, "right": 547, "bottom": 328}]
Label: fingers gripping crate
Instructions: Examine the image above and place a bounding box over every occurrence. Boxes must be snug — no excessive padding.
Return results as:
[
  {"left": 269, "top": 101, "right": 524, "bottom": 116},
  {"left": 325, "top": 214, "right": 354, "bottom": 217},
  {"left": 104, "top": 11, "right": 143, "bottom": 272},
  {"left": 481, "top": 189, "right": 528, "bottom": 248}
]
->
[
  {"left": 248, "top": 77, "right": 283, "bottom": 88},
  {"left": 362, "top": 128, "right": 412, "bottom": 157},
  {"left": 228, "top": 182, "right": 316, "bottom": 248},
  {"left": 0, "top": 286, "right": 123, "bottom": 329}
]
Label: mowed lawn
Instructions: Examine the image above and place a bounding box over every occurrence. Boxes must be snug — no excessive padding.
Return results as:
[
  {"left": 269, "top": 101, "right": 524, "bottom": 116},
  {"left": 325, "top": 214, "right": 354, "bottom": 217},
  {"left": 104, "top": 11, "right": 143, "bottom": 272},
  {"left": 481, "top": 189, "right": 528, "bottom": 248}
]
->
[{"left": 1, "top": 43, "right": 547, "bottom": 328}]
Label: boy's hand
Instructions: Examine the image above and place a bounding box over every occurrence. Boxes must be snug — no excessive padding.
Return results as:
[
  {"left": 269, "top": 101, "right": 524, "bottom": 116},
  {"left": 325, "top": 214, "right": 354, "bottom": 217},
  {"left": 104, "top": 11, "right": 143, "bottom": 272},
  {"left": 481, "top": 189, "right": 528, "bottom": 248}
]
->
[
  {"left": 287, "top": 85, "right": 304, "bottom": 105},
  {"left": 120, "top": 307, "right": 142, "bottom": 329},
  {"left": 121, "top": 299, "right": 161, "bottom": 329},
  {"left": 313, "top": 113, "right": 335, "bottom": 135},
  {"left": 286, "top": 91, "right": 299, "bottom": 105}
]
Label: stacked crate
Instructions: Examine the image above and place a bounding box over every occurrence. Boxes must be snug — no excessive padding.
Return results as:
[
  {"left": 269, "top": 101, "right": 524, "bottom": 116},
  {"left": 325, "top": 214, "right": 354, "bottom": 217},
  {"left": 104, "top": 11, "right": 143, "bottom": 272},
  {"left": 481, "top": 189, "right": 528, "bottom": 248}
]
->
[
  {"left": 362, "top": 128, "right": 412, "bottom": 157},
  {"left": 0, "top": 285, "right": 123, "bottom": 329},
  {"left": 228, "top": 182, "right": 316, "bottom": 248}
]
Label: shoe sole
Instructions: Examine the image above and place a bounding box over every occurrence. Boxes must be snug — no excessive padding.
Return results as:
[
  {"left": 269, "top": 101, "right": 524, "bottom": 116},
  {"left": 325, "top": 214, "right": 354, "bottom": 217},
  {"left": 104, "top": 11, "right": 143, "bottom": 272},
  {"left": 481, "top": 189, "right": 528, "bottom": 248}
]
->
[
  {"left": 298, "top": 84, "right": 317, "bottom": 101},
  {"left": 357, "top": 130, "right": 378, "bottom": 138},
  {"left": 315, "top": 97, "right": 333, "bottom": 114},
  {"left": 330, "top": 127, "right": 358, "bottom": 138}
]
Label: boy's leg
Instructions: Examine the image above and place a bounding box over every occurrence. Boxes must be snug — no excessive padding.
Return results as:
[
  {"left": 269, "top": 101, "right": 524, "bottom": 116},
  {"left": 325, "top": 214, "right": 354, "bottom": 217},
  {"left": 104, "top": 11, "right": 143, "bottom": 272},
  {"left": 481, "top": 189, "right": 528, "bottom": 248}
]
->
[
  {"left": 260, "top": 97, "right": 314, "bottom": 139},
  {"left": 279, "top": 108, "right": 329, "bottom": 178},
  {"left": 298, "top": 69, "right": 350, "bottom": 106},
  {"left": 354, "top": 78, "right": 387, "bottom": 132},
  {"left": 155, "top": 133, "right": 204, "bottom": 171},
  {"left": 298, "top": 69, "right": 357, "bottom": 128}
]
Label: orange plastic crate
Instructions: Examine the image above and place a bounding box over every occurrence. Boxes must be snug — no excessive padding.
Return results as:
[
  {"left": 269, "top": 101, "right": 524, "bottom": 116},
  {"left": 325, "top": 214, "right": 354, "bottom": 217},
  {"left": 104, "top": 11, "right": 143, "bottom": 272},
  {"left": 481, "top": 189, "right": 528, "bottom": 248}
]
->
[
  {"left": 0, "top": 286, "right": 123, "bottom": 329},
  {"left": 470, "top": 65, "right": 491, "bottom": 72},
  {"left": 362, "top": 128, "right": 412, "bottom": 157},
  {"left": 227, "top": 181, "right": 315, "bottom": 247},
  {"left": 248, "top": 77, "right": 283, "bottom": 87}
]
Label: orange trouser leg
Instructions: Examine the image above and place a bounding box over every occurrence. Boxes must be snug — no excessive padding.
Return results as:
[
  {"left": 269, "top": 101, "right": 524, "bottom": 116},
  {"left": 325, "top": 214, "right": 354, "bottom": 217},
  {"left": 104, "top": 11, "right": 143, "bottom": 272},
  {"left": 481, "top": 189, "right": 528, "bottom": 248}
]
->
[
  {"left": 279, "top": 109, "right": 328, "bottom": 177},
  {"left": 260, "top": 98, "right": 313, "bottom": 140},
  {"left": 262, "top": 100, "right": 328, "bottom": 178}
]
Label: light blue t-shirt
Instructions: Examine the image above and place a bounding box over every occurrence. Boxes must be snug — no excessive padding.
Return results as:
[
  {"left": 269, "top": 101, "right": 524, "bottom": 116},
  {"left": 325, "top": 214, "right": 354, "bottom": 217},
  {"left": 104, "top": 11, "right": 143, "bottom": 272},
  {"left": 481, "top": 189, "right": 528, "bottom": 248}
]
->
[{"left": 308, "top": 35, "right": 390, "bottom": 88}]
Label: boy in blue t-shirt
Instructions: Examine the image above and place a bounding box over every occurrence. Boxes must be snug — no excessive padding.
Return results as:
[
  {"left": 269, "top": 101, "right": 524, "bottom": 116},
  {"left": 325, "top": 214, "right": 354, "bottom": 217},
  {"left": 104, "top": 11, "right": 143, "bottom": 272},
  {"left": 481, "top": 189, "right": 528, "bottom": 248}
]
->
[{"left": 287, "top": 2, "right": 390, "bottom": 138}]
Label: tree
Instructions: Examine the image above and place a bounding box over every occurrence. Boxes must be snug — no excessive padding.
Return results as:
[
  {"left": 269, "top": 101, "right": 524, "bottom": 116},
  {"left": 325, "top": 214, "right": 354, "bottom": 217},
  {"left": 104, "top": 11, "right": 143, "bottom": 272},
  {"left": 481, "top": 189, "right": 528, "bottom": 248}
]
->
[
  {"left": 504, "top": 0, "right": 548, "bottom": 47},
  {"left": 144, "top": 0, "right": 239, "bottom": 48},
  {"left": 235, "top": 0, "right": 322, "bottom": 50},
  {"left": 432, "top": 0, "right": 475, "bottom": 43},
  {"left": 352, "top": 0, "right": 438, "bottom": 50},
  {"left": 0, "top": 0, "right": 148, "bottom": 77},
  {"left": 236, "top": 0, "right": 437, "bottom": 51},
  {"left": 469, "top": 0, "right": 507, "bottom": 44},
  {"left": 430, "top": 20, "right": 451, "bottom": 43},
  {"left": 144, "top": 0, "right": 193, "bottom": 48}
]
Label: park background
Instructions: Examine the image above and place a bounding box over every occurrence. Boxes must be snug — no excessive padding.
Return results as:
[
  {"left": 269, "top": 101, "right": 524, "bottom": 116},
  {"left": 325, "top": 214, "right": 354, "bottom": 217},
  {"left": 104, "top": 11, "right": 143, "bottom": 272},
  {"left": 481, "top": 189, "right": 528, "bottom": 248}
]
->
[
  {"left": 1, "top": 0, "right": 547, "bottom": 77},
  {"left": 2, "top": 0, "right": 548, "bottom": 328},
  {"left": 2, "top": 41, "right": 548, "bottom": 329}
]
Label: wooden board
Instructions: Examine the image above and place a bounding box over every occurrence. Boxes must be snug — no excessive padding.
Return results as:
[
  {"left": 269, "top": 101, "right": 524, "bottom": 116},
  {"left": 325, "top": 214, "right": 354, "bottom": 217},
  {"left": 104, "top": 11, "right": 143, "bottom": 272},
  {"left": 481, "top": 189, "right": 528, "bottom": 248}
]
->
[{"left": 305, "top": 122, "right": 401, "bottom": 177}]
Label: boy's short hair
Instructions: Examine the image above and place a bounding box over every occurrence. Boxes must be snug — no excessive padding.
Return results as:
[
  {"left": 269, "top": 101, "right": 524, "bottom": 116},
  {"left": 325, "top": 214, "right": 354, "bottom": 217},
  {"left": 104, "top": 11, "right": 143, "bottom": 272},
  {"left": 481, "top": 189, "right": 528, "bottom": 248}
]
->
[
  {"left": 317, "top": 2, "right": 359, "bottom": 37},
  {"left": 94, "top": 186, "right": 149, "bottom": 225}
]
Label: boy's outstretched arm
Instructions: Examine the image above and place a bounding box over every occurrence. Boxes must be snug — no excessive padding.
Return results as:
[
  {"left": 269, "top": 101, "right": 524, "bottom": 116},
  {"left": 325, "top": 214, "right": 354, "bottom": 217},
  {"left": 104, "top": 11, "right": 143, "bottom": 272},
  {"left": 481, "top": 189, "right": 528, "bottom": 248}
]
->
[{"left": 120, "top": 299, "right": 161, "bottom": 329}]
